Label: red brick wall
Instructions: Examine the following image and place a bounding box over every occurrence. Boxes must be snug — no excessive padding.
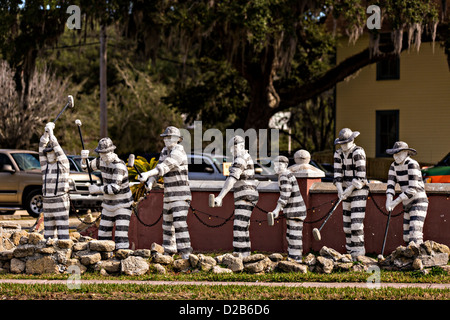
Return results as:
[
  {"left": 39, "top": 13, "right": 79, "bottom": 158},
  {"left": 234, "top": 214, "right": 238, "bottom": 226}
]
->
[{"left": 128, "top": 181, "right": 450, "bottom": 255}]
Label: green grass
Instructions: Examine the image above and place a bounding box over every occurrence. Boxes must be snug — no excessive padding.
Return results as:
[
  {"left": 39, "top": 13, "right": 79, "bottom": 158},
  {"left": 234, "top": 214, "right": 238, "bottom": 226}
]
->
[
  {"left": 1, "top": 266, "right": 450, "bottom": 283},
  {"left": 1, "top": 258, "right": 450, "bottom": 300},
  {"left": 0, "top": 282, "right": 449, "bottom": 300}
]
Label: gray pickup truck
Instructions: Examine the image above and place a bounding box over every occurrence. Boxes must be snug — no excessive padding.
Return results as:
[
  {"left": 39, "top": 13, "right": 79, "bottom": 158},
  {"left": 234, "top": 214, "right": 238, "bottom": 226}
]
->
[{"left": 0, "top": 149, "right": 102, "bottom": 218}]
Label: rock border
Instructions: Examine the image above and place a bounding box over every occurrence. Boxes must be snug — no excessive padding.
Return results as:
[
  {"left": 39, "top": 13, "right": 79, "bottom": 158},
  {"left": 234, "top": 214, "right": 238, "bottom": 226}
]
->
[{"left": 1, "top": 226, "right": 449, "bottom": 276}]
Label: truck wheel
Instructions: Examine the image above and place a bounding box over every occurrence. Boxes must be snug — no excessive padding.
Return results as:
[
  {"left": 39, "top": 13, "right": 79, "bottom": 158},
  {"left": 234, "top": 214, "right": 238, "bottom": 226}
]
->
[{"left": 25, "top": 189, "right": 43, "bottom": 218}]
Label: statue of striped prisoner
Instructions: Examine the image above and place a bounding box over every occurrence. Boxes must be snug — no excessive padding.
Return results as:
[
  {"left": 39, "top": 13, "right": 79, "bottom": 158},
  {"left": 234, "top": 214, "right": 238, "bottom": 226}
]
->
[
  {"left": 385, "top": 141, "right": 428, "bottom": 245},
  {"left": 39, "top": 122, "right": 71, "bottom": 240},
  {"left": 138, "top": 126, "right": 193, "bottom": 259},
  {"left": 81, "top": 138, "right": 134, "bottom": 249},
  {"left": 213, "top": 136, "right": 259, "bottom": 258},
  {"left": 333, "top": 128, "right": 369, "bottom": 259},
  {"left": 268, "top": 156, "right": 307, "bottom": 262}
]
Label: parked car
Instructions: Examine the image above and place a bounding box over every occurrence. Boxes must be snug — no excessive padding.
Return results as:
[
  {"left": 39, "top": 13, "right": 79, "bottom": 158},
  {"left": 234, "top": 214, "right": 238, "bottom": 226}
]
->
[
  {"left": 422, "top": 152, "right": 450, "bottom": 183},
  {"left": 0, "top": 149, "right": 102, "bottom": 218},
  {"left": 187, "top": 153, "right": 278, "bottom": 181},
  {"left": 68, "top": 155, "right": 103, "bottom": 182}
]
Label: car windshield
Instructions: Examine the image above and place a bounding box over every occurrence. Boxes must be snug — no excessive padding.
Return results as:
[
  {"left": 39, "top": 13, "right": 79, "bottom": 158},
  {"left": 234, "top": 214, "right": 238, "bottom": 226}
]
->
[
  {"left": 437, "top": 152, "right": 450, "bottom": 166},
  {"left": 11, "top": 153, "right": 41, "bottom": 171},
  {"left": 71, "top": 156, "right": 95, "bottom": 171},
  {"left": 211, "top": 156, "right": 229, "bottom": 173}
]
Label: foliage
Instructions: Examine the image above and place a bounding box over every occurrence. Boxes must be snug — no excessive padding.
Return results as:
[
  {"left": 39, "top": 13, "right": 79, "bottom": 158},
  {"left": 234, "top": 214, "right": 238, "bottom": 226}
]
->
[
  {"left": 127, "top": 156, "right": 158, "bottom": 182},
  {"left": 108, "top": 59, "right": 183, "bottom": 154},
  {"left": 0, "top": 0, "right": 446, "bottom": 155},
  {"left": 0, "top": 60, "right": 71, "bottom": 149},
  {"left": 126, "top": 156, "right": 162, "bottom": 202}
]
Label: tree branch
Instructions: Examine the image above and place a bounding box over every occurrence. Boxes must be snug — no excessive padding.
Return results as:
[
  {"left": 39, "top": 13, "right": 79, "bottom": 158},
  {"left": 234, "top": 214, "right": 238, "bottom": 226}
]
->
[{"left": 276, "top": 46, "right": 397, "bottom": 112}]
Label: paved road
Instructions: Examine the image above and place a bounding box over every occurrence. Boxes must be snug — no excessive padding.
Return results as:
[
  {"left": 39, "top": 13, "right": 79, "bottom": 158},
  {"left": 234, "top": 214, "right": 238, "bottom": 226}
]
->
[{"left": 0, "top": 210, "right": 96, "bottom": 230}]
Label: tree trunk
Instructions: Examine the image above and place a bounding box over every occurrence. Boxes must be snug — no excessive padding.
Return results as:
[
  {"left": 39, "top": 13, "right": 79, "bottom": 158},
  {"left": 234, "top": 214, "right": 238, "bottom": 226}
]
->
[
  {"left": 99, "top": 25, "right": 108, "bottom": 138},
  {"left": 239, "top": 46, "right": 279, "bottom": 130}
]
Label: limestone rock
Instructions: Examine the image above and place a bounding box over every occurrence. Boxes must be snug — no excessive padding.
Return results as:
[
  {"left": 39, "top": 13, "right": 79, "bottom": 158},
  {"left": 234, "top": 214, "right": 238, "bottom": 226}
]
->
[
  {"left": 316, "top": 256, "right": 334, "bottom": 274},
  {"left": 420, "top": 253, "right": 449, "bottom": 267},
  {"left": 304, "top": 253, "right": 316, "bottom": 266},
  {"left": 133, "top": 249, "right": 151, "bottom": 259},
  {"left": 189, "top": 254, "right": 199, "bottom": 268},
  {"left": 89, "top": 240, "right": 116, "bottom": 252},
  {"left": 25, "top": 255, "right": 59, "bottom": 274},
  {"left": 403, "top": 242, "right": 420, "bottom": 258},
  {"left": 243, "top": 254, "right": 266, "bottom": 264},
  {"left": 393, "top": 256, "right": 413, "bottom": 270},
  {"left": 152, "top": 252, "right": 173, "bottom": 265},
  {"left": 13, "top": 245, "right": 35, "bottom": 258},
  {"left": 73, "top": 242, "right": 88, "bottom": 251},
  {"left": 268, "top": 253, "right": 283, "bottom": 262},
  {"left": 115, "top": 249, "right": 134, "bottom": 260},
  {"left": 244, "top": 257, "right": 271, "bottom": 274},
  {"left": 222, "top": 253, "right": 244, "bottom": 272},
  {"left": 95, "top": 259, "right": 121, "bottom": 273},
  {"left": 339, "top": 254, "right": 353, "bottom": 263},
  {"left": 198, "top": 254, "right": 217, "bottom": 271},
  {"left": 335, "top": 262, "right": 353, "bottom": 271},
  {"left": 352, "top": 264, "right": 367, "bottom": 272},
  {"left": 66, "top": 259, "right": 87, "bottom": 274},
  {"left": 173, "top": 258, "right": 191, "bottom": 271},
  {"left": 70, "top": 232, "right": 81, "bottom": 241},
  {"left": 10, "top": 258, "right": 25, "bottom": 274},
  {"left": 54, "top": 248, "right": 72, "bottom": 264},
  {"left": 150, "top": 242, "right": 164, "bottom": 254},
  {"left": 37, "top": 247, "right": 56, "bottom": 255},
  {"left": 28, "top": 232, "right": 44, "bottom": 245},
  {"left": 356, "top": 255, "right": 378, "bottom": 266},
  {"left": 153, "top": 263, "right": 166, "bottom": 274},
  {"left": 75, "top": 250, "right": 102, "bottom": 265},
  {"left": 10, "top": 230, "right": 28, "bottom": 246},
  {"left": 121, "top": 256, "right": 149, "bottom": 276},
  {"left": 413, "top": 258, "right": 423, "bottom": 270},
  {"left": 212, "top": 265, "right": 233, "bottom": 274},
  {"left": 432, "top": 242, "right": 450, "bottom": 255},
  {"left": 319, "top": 246, "right": 342, "bottom": 261},
  {"left": 0, "top": 250, "right": 14, "bottom": 261},
  {"left": 277, "top": 261, "right": 308, "bottom": 273},
  {"left": 56, "top": 239, "right": 74, "bottom": 249}
]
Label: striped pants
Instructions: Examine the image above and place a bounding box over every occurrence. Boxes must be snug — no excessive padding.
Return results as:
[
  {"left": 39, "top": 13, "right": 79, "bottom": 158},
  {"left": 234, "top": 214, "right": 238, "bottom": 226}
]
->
[
  {"left": 233, "top": 199, "right": 257, "bottom": 257},
  {"left": 403, "top": 197, "right": 428, "bottom": 244},
  {"left": 286, "top": 217, "right": 305, "bottom": 262},
  {"left": 98, "top": 207, "right": 131, "bottom": 249},
  {"left": 162, "top": 200, "right": 192, "bottom": 257},
  {"left": 43, "top": 194, "right": 70, "bottom": 240},
  {"left": 342, "top": 188, "right": 368, "bottom": 258}
]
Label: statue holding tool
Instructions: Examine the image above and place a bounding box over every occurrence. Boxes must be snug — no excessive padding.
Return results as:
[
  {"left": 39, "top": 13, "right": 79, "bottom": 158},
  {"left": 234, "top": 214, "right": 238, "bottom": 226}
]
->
[{"left": 138, "top": 126, "right": 193, "bottom": 259}]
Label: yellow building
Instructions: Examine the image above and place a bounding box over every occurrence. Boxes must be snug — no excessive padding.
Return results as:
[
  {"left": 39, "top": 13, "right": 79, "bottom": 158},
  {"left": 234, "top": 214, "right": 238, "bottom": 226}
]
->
[{"left": 336, "top": 34, "right": 450, "bottom": 167}]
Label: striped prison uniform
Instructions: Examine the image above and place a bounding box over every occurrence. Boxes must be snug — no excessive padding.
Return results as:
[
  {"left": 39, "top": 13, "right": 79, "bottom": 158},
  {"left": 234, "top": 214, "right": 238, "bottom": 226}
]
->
[
  {"left": 155, "top": 144, "right": 192, "bottom": 256},
  {"left": 228, "top": 150, "right": 259, "bottom": 257},
  {"left": 88, "top": 156, "right": 133, "bottom": 249},
  {"left": 386, "top": 157, "right": 428, "bottom": 244},
  {"left": 334, "top": 145, "right": 369, "bottom": 257},
  {"left": 39, "top": 135, "right": 70, "bottom": 240},
  {"left": 277, "top": 171, "right": 307, "bottom": 262}
]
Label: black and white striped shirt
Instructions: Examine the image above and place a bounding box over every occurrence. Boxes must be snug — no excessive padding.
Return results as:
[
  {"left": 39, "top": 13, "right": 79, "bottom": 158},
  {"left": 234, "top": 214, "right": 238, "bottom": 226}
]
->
[
  {"left": 89, "top": 157, "right": 134, "bottom": 210},
  {"left": 386, "top": 157, "right": 427, "bottom": 201},
  {"left": 229, "top": 151, "right": 259, "bottom": 202},
  {"left": 277, "top": 171, "right": 306, "bottom": 218},
  {"left": 156, "top": 144, "right": 191, "bottom": 203},
  {"left": 333, "top": 146, "right": 368, "bottom": 189},
  {"left": 39, "top": 135, "right": 70, "bottom": 197}
]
